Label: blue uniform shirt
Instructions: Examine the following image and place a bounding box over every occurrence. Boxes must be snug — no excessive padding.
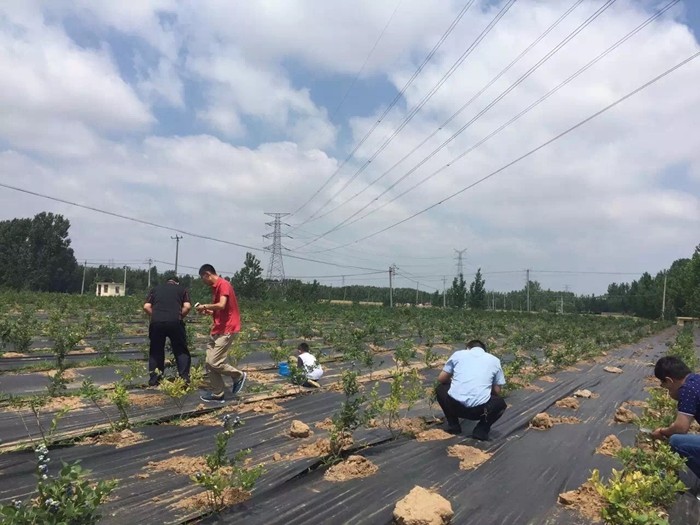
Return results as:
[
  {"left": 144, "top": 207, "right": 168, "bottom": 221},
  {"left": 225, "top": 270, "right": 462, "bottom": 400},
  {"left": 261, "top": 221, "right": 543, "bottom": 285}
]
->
[
  {"left": 677, "top": 373, "right": 700, "bottom": 423},
  {"left": 443, "top": 347, "right": 506, "bottom": 407}
]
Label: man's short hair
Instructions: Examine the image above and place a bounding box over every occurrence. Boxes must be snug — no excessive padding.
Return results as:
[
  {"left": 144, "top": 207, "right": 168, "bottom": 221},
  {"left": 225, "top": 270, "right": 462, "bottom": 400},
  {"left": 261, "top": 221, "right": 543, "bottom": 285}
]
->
[
  {"left": 199, "top": 264, "right": 217, "bottom": 276},
  {"left": 654, "top": 356, "right": 691, "bottom": 380},
  {"left": 167, "top": 277, "right": 180, "bottom": 284},
  {"left": 298, "top": 342, "right": 310, "bottom": 353},
  {"left": 466, "top": 339, "right": 487, "bottom": 351}
]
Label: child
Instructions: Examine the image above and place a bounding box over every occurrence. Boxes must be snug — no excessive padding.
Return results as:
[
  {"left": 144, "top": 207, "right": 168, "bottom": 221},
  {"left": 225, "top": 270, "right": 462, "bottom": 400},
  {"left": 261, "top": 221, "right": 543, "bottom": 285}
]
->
[{"left": 296, "top": 342, "right": 323, "bottom": 388}]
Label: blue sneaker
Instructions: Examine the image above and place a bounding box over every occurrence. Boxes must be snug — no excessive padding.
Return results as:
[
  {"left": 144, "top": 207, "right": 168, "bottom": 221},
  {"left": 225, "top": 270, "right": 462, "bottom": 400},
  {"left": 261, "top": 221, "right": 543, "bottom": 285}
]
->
[
  {"left": 200, "top": 392, "right": 225, "bottom": 403},
  {"left": 231, "top": 372, "right": 247, "bottom": 396}
]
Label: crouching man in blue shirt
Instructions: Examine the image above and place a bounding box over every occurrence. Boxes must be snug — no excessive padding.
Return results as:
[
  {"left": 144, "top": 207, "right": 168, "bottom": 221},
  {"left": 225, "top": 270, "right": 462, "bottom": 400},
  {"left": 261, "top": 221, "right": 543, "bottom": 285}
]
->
[
  {"left": 436, "top": 339, "right": 507, "bottom": 441},
  {"left": 651, "top": 356, "right": 700, "bottom": 479}
]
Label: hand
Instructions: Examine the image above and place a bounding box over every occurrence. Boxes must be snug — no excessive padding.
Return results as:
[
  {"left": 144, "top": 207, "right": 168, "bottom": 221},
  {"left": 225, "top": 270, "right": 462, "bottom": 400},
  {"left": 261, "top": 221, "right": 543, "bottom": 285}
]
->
[
  {"left": 651, "top": 428, "right": 666, "bottom": 440},
  {"left": 195, "top": 304, "right": 207, "bottom": 314}
]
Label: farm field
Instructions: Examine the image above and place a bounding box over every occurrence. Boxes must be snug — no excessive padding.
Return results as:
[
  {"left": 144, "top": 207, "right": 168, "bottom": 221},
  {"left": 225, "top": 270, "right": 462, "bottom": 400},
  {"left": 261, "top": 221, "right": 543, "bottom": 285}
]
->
[{"left": 0, "top": 293, "right": 698, "bottom": 524}]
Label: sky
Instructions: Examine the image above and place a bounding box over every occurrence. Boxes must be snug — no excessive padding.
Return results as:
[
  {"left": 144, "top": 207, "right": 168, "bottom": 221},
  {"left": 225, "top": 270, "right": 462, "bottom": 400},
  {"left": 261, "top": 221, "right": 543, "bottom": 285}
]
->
[{"left": 1, "top": 0, "right": 699, "bottom": 296}]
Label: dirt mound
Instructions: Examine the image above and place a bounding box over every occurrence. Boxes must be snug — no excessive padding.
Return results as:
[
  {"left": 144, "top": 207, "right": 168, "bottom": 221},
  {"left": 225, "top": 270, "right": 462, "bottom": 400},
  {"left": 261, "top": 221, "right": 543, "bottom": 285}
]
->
[
  {"left": 177, "top": 413, "right": 222, "bottom": 427},
  {"left": 624, "top": 400, "right": 648, "bottom": 408},
  {"left": 174, "top": 487, "right": 250, "bottom": 511},
  {"left": 147, "top": 455, "right": 207, "bottom": 477},
  {"left": 555, "top": 397, "right": 580, "bottom": 410},
  {"left": 539, "top": 376, "right": 557, "bottom": 383},
  {"left": 83, "top": 429, "right": 149, "bottom": 449},
  {"left": 288, "top": 438, "right": 335, "bottom": 459},
  {"left": 41, "top": 396, "right": 85, "bottom": 412},
  {"left": 315, "top": 418, "right": 334, "bottom": 430},
  {"left": 614, "top": 405, "right": 637, "bottom": 424},
  {"left": 596, "top": 435, "right": 622, "bottom": 456},
  {"left": 396, "top": 418, "right": 427, "bottom": 437},
  {"left": 1, "top": 352, "right": 26, "bottom": 358},
  {"left": 604, "top": 366, "right": 623, "bottom": 374},
  {"left": 129, "top": 392, "right": 166, "bottom": 408},
  {"left": 531, "top": 413, "right": 581, "bottom": 430},
  {"left": 558, "top": 481, "right": 605, "bottom": 521},
  {"left": 447, "top": 445, "right": 492, "bottom": 470},
  {"left": 289, "top": 420, "right": 311, "bottom": 438},
  {"left": 248, "top": 400, "right": 283, "bottom": 414},
  {"left": 324, "top": 455, "right": 378, "bottom": 482},
  {"left": 531, "top": 413, "right": 554, "bottom": 429},
  {"left": 573, "top": 389, "right": 598, "bottom": 399},
  {"left": 246, "top": 371, "right": 278, "bottom": 385},
  {"left": 393, "top": 486, "right": 454, "bottom": 525},
  {"left": 415, "top": 429, "right": 455, "bottom": 442}
]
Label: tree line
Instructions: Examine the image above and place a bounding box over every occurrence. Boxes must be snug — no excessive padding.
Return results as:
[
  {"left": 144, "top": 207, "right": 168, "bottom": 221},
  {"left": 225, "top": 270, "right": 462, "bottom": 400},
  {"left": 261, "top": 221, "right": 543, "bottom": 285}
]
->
[{"left": 1, "top": 213, "right": 697, "bottom": 319}]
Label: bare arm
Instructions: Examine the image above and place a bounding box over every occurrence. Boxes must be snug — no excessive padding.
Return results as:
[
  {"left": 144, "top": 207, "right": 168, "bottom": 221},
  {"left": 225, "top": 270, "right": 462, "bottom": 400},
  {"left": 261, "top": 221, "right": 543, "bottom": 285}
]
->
[
  {"left": 197, "top": 295, "right": 228, "bottom": 313},
  {"left": 652, "top": 413, "right": 693, "bottom": 440},
  {"left": 181, "top": 302, "right": 191, "bottom": 318},
  {"left": 492, "top": 384, "right": 502, "bottom": 396},
  {"left": 143, "top": 303, "right": 153, "bottom": 316},
  {"left": 437, "top": 371, "right": 452, "bottom": 384}
]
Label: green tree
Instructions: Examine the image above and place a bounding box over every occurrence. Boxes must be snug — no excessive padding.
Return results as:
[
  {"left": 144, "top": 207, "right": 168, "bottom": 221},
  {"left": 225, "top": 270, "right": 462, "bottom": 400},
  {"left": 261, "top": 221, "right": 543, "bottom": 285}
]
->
[
  {"left": 231, "top": 253, "right": 266, "bottom": 299},
  {"left": 449, "top": 274, "right": 467, "bottom": 308},
  {"left": 468, "top": 268, "right": 486, "bottom": 309},
  {"left": 0, "top": 212, "right": 79, "bottom": 292}
]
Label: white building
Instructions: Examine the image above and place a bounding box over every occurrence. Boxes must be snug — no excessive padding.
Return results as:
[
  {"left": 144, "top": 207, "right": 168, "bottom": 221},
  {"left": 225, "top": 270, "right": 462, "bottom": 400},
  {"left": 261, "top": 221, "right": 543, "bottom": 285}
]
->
[{"left": 96, "top": 282, "right": 125, "bottom": 297}]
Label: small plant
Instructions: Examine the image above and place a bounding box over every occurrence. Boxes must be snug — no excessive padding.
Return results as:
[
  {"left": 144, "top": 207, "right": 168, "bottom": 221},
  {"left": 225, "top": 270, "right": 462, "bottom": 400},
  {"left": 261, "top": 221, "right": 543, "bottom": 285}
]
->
[
  {"left": 46, "top": 312, "right": 86, "bottom": 397},
  {"left": 266, "top": 343, "right": 289, "bottom": 367},
  {"left": 191, "top": 415, "right": 264, "bottom": 513},
  {"left": 0, "top": 444, "right": 117, "bottom": 524},
  {"left": 423, "top": 337, "right": 438, "bottom": 369},
  {"left": 10, "top": 395, "right": 71, "bottom": 448},
  {"left": 330, "top": 369, "right": 375, "bottom": 455},
  {"left": 639, "top": 387, "right": 676, "bottom": 430},
  {"left": 94, "top": 314, "right": 121, "bottom": 363},
  {"left": 110, "top": 383, "right": 130, "bottom": 431},
  {"left": 79, "top": 378, "right": 115, "bottom": 430},
  {"left": 393, "top": 340, "right": 416, "bottom": 370},
  {"left": 159, "top": 366, "right": 205, "bottom": 418}
]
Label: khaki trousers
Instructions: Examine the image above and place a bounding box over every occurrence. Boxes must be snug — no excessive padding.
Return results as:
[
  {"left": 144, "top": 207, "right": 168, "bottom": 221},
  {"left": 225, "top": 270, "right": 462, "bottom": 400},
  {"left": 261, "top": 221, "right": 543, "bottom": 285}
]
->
[{"left": 205, "top": 334, "right": 243, "bottom": 397}]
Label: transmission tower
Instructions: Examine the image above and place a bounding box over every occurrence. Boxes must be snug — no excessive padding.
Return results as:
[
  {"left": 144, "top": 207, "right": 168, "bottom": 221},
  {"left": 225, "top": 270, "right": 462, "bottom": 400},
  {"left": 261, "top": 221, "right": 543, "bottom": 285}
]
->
[
  {"left": 454, "top": 248, "right": 467, "bottom": 277},
  {"left": 263, "top": 213, "right": 291, "bottom": 282}
]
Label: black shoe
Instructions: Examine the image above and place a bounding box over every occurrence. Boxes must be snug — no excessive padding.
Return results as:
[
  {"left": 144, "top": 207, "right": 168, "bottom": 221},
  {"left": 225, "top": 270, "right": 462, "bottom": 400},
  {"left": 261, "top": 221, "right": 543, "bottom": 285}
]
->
[
  {"left": 200, "top": 392, "right": 225, "bottom": 403},
  {"left": 445, "top": 424, "right": 462, "bottom": 435},
  {"left": 472, "top": 424, "right": 490, "bottom": 441},
  {"left": 231, "top": 372, "right": 247, "bottom": 396},
  {"left": 148, "top": 377, "right": 161, "bottom": 387}
]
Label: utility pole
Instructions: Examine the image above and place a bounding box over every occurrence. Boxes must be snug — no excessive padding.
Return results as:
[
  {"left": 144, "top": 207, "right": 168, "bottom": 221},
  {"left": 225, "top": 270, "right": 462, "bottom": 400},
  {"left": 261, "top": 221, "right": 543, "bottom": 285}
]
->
[
  {"left": 526, "top": 269, "right": 531, "bottom": 313},
  {"left": 442, "top": 276, "right": 447, "bottom": 308},
  {"left": 661, "top": 271, "right": 668, "bottom": 320},
  {"left": 389, "top": 265, "right": 397, "bottom": 308},
  {"left": 123, "top": 266, "right": 127, "bottom": 295},
  {"left": 147, "top": 258, "right": 153, "bottom": 289},
  {"left": 171, "top": 235, "right": 182, "bottom": 276},
  {"left": 81, "top": 261, "right": 87, "bottom": 295},
  {"left": 264, "top": 213, "right": 291, "bottom": 284},
  {"left": 454, "top": 248, "right": 467, "bottom": 278},
  {"left": 503, "top": 295, "right": 506, "bottom": 310},
  {"left": 415, "top": 282, "right": 419, "bottom": 305},
  {"left": 342, "top": 275, "right": 346, "bottom": 301}
]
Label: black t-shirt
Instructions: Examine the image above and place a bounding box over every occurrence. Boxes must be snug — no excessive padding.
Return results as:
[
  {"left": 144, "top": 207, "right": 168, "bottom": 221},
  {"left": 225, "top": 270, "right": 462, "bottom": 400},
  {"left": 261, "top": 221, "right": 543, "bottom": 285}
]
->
[{"left": 146, "top": 283, "right": 190, "bottom": 323}]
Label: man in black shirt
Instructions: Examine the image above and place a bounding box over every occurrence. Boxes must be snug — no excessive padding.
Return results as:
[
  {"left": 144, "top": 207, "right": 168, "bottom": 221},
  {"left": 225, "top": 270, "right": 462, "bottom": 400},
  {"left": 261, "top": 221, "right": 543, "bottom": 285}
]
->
[{"left": 143, "top": 277, "right": 192, "bottom": 386}]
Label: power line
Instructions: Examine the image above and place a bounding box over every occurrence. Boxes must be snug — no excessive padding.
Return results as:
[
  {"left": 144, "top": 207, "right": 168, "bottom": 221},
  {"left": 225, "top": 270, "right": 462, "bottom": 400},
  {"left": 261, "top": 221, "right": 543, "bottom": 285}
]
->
[
  {"left": 0, "top": 182, "right": 385, "bottom": 273},
  {"left": 328, "top": 0, "right": 404, "bottom": 120},
  {"left": 293, "top": 0, "right": 585, "bottom": 234},
  {"left": 292, "top": 0, "right": 517, "bottom": 234},
  {"left": 295, "top": 0, "right": 619, "bottom": 248},
  {"left": 289, "top": 0, "right": 477, "bottom": 218},
  {"left": 305, "top": 48, "right": 700, "bottom": 252}
]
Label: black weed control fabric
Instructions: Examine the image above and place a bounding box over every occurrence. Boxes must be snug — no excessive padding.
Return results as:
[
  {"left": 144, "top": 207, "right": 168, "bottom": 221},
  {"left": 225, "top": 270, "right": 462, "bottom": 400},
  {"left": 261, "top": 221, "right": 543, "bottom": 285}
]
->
[{"left": 200, "top": 328, "right": 700, "bottom": 525}]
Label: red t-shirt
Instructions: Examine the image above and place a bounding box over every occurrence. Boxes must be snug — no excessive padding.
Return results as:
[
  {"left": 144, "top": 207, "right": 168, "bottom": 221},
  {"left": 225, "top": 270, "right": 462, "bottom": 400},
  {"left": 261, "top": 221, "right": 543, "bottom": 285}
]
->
[{"left": 211, "top": 278, "right": 241, "bottom": 335}]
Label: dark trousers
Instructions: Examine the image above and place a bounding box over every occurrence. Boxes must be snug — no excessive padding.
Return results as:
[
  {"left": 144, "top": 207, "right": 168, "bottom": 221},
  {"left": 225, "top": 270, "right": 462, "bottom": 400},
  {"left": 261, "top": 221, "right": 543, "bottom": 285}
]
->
[
  {"left": 149, "top": 321, "right": 191, "bottom": 381},
  {"left": 436, "top": 382, "right": 506, "bottom": 430}
]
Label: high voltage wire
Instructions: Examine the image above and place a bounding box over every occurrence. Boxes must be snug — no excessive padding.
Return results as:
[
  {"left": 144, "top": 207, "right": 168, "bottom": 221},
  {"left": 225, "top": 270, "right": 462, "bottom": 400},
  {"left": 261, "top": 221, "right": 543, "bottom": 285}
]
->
[
  {"left": 328, "top": 0, "right": 404, "bottom": 121},
  {"left": 302, "top": 47, "right": 700, "bottom": 253},
  {"left": 289, "top": 0, "right": 477, "bottom": 219},
  {"left": 0, "top": 182, "right": 384, "bottom": 273},
  {"left": 294, "top": 0, "right": 619, "bottom": 249},
  {"left": 292, "top": 0, "right": 585, "bottom": 235},
  {"left": 291, "top": 0, "right": 517, "bottom": 232}
]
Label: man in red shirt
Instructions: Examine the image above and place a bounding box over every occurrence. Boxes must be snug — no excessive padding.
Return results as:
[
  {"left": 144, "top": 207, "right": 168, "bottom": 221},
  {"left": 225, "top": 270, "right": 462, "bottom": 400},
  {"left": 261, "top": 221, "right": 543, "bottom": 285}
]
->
[{"left": 195, "top": 264, "right": 246, "bottom": 402}]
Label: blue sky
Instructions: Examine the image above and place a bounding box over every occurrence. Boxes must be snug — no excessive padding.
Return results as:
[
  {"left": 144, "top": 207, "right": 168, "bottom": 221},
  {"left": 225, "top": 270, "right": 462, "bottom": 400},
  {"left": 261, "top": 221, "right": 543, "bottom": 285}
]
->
[{"left": 0, "top": 1, "right": 699, "bottom": 295}]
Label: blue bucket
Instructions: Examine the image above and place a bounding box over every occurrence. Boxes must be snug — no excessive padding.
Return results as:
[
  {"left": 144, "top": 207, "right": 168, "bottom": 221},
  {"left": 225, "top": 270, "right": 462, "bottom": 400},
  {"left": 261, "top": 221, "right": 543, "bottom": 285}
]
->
[{"left": 278, "top": 362, "right": 291, "bottom": 376}]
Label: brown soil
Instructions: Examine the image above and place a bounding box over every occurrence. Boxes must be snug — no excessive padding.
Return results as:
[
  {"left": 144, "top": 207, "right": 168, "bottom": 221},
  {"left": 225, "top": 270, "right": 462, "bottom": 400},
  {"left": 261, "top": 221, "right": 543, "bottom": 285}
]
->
[
  {"left": 531, "top": 412, "right": 581, "bottom": 429},
  {"left": 604, "top": 366, "right": 623, "bottom": 374},
  {"left": 558, "top": 481, "right": 605, "bottom": 521},
  {"left": 82, "top": 429, "right": 149, "bottom": 448},
  {"left": 71, "top": 347, "right": 98, "bottom": 354},
  {"left": 147, "top": 455, "right": 208, "bottom": 477},
  {"left": 129, "top": 392, "right": 167, "bottom": 408},
  {"left": 625, "top": 400, "right": 648, "bottom": 408},
  {"left": 324, "top": 455, "right": 378, "bottom": 482},
  {"left": 177, "top": 413, "right": 222, "bottom": 427},
  {"left": 396, "top": 418, "right": 427, "bottom": 437},
  {"left": 415, "top": 429, "right": 455, "bottom": 442},
  {"left": 447, "top": 444, "right": 492, "bottom": 470},
  {"left": 315, "top": 418, "right": 334, "bottom": 430},
  {"left": 289, "top": 420, "right": 311, "bottom": 438},
  {"left": 246, "top": 371, "right": 278, "bottom": 385},
  {"left": 242, "top": 400, "right": 283, "bottom": 414},
  {"left": 524, "top": 384, "right": 545, "bottom": 392},
  {"left": 614, "top": 405, "right": 637, "bottom": 424},
  {"left": 596, "top": 434, "right": 622, "bottom": 457},
  {"left": 173, "top": 487, "right": 250, "bottom": 511},
  {"left": 393, "top": 486, "right": 454, "bottom": 525},
  {"left": 288, "top": 438, "right": 332, "bottom": 459},
  {"left": 540, "top": 376, "right": 557, "bottom": 383},
  {"left": 41, "top": 369, "right": 82, "bottom": 381},
  {"left": 555, "top": 397, "right": 580, "bottom": 410},
  {"left": 644, "top": 375, "right": 659, "bottom": 385},
  {"left": 573, "top": 389, "right": 599, "bottom": 399},
  {"left": 1, "top": 352, "right": 26, "bottom": 358},
  {"left": 272, "top": 452, "right": 283, "bottom": 461}
]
